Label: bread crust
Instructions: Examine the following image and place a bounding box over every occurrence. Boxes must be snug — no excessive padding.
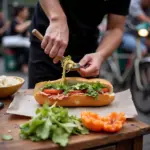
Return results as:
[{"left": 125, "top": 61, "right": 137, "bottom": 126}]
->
[{"left": 33, "top": 77, "right": 115, "bottom": 106}]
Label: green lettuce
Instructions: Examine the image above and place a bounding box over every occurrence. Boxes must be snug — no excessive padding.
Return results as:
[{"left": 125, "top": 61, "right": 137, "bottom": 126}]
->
[
  {"left": 20, "top": 104, "right": 89, "bottom": 147},
  {"left": 41, "top": 82, "right": 106, "bottom": 99}
]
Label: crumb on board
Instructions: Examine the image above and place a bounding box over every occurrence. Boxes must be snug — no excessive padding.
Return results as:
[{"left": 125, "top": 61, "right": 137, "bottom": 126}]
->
[{"left": 8, "top": 130, "right": 11, "bottom": 133}]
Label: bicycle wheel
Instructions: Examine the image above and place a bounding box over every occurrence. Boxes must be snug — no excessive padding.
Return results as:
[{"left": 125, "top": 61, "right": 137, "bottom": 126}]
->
[
  {"left": 100, "top": 61, "right": 115, "bottom": 84},
  {"left": 100, "top": 61, "right": 124, "bottom": 92},
  {"left": 131, "top": 62, "right": 150, "bottom": 113}
]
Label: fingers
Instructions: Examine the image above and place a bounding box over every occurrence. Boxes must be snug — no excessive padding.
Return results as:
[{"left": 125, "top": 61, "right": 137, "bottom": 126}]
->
[
  {"left": 49, "top": 40, "right": 60, "bottom": 58},
  {"left": 79, "top": 70, "right": 99, "bottom": 77},
  {"left": 42, "top": 35, "right": 55, "bottom": 55},
  {"left": 78, "top": 54, "right": 100, "bottom": 77},
  {"left": 79, "top": 65, "right": 100, "bottom": 77},
  {"left": 53, "top": 56, "right": 62, "bottom": 64},
  {"left": 79, "top": 54, "right": 91, "bottom": 67},
  {"left": 41, "top": 35, "right": 67, "bottom": 63},
  {"left": 89, "top": 71, "right": 100, "bottom": 77},
  {"left": 41, "top": 36, "right": 49, "bottom": 50},
  {"left": 53, "top": 44, "right": 67, "bottom": 64},
  {"left": 44, "top": 40, "right": 53, "bottom": 55},
  {"left": 57, "top": 42, "right": 67, "bottom": 57}
]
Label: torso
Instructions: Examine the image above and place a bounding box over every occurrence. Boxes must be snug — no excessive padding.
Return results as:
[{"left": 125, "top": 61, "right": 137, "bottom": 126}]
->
[
  {"left": 9, "top": 18, "right": 28, "bottom": 37},
  {"left": 30, "top": 0, "right": 129, "bottom": 56}
]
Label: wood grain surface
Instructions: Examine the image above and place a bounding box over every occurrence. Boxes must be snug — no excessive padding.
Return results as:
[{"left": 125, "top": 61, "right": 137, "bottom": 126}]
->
[{"left": 0, "top": 90, "right": 150, "bottom": 150}]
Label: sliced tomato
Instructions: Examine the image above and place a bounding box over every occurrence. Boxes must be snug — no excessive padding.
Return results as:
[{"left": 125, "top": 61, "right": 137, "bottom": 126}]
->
[
  {"left": 102, "top": 88, "right": 109, "bottom": 93},
  {"left": 43, "top": 89, "right": 63, "bottom": 95},
  {"left": 69, "top": 90, "right": 84, "bottom": 95}
]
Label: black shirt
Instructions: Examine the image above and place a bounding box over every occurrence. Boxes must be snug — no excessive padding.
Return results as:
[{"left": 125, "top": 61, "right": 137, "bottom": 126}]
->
[
  {"left": 30, "top": 0, "right": 131, "bottom": 56},
  {"left": 9, "top": 19, "right": 28, "bottom": 37}
]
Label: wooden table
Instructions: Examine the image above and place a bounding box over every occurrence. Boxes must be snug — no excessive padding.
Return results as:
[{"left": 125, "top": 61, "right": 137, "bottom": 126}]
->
[{"left": 0, "top": 90, "right": 150, "bottom": 150}]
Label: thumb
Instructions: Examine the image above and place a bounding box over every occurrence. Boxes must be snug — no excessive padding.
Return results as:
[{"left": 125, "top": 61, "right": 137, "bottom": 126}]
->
[{"left": 79, "top": 54, "right": 91, "bottom": 67}]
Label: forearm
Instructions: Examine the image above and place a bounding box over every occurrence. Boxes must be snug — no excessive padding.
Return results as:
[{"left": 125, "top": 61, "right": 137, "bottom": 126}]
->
[
  {"left": 96, "top": 28, "right": 123, "bottom": 61},
  {"left": 137, "top": 14, "right": 150, "bottom": 22},
  {"left": 39, "top": 0, "right": 69, "bottom": 63},
  {"left": 130, "top": 0, "right": 150, "bottom": 22},
  {"left": 39, "top": 0, "right": 66, "bottom": 22},
  {"left": 96, "top": 14, "right": 125, "bottom": 61},
  {"left": 15, "top": 21, "right": 30, "bottom": 33},
  {"left": 129, "top": 0, "right": 149, "bottom": 22}
]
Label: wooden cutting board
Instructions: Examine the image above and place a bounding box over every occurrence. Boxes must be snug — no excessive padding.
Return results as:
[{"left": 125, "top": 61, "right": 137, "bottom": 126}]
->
[{"left": 0, "top": 90, "right": 150, "bottom": 150}]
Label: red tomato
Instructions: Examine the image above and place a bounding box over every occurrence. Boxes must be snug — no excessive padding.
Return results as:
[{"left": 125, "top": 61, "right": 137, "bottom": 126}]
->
[
  {"left": 69, "top": 90, "right": 84, "bottom": 95},
  {"left": 102, "top": 88, "right": 109, "bottom": 93},
  {"left": 43, "top": 89, "right": 63, "bottom": 95}
]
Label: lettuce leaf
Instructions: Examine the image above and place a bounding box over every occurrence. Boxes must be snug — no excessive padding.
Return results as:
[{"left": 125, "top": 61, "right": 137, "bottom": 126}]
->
[
  {"left": 42, "top": 82, "right": 106, "bottom": 98},
  {"left": 20, "top": 104, "right": 89, "bottom": 147},
  {"left": 52, "top": 127, "right": 69, "bottom": 147}
]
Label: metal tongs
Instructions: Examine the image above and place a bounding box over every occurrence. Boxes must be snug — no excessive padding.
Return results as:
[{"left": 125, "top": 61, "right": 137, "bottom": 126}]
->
[{"left": 32, "top": 29, "right": 81, "bottom": 71}]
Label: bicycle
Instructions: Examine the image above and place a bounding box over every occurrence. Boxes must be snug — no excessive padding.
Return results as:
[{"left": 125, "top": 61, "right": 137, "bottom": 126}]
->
[{"left": 100, "top": 23, "right": 150, "bottom": 113}]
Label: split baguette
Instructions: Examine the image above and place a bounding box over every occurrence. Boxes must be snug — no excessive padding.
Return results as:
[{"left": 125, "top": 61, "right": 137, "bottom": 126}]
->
[{"left": 33, "top": 77, "right": 115, "bottom": 107}]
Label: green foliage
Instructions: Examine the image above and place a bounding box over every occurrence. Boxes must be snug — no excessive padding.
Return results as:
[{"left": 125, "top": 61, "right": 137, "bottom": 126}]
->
[
  {"left": 20, "top": 104, "right": 89, "bottom": 147},
  {"left": 42, "top": 82, "right": 105, "bottom": 98}
]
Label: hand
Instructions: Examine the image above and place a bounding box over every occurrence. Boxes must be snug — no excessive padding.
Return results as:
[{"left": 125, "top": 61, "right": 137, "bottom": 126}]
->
[
  {"left": 26, "top": 20, "right": 31, "bottom": 26},
  {"left": 41, "top": 18, "right": 69, "bottom": 63},
  {"left": 78, "top": 52, "right": 104, "bottom": 77}
]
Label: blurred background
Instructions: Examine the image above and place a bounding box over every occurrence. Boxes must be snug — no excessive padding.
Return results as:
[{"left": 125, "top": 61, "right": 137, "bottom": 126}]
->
[{"left": 0, "top": 0, "right": 150, "bottom": 149}]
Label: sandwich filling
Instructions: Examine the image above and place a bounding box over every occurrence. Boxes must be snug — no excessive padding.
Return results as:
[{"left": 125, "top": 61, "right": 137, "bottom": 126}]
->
[{"left": 40, "top": 82, "right": 110, "bottom": 100}]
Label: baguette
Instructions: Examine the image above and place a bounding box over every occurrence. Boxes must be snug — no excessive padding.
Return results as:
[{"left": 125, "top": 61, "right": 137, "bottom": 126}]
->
[{"left": 33, "top": 77, "right": 115, "bottom": 106}]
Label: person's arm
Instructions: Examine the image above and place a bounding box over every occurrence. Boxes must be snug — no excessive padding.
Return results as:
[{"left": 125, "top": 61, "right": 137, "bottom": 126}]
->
[
  {"left": 96, "top": 15, "right": 125, "bottom": 60},
  {"left": 0, "top": 21, "right": 10, "bottom": 35},
  {"left": 78, "top": 0, "right": 130, "bottom": 77},
  {"left": 79, "top": 15, "right": 126, "bottom": 77},
  {"left": 39, "top": 0, "right": 66, "bottom": 21},
  {"left": 130, "top": 0, "right": 150, "bottom": 22},
  {"left": 137, "top": 14, "right": 150, "bottom": 22},
  {"left": 15, "top": 21, "right": 31, "bottom": 33},
  {"left": 39, "top": 0, "right": 69, "bottom": 63}
]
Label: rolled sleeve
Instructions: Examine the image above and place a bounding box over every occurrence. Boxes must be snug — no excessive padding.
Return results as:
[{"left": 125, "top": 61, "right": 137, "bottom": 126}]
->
[
  {"left": 129, "top": 0, "right": 145, "bottom": 17},
  {"left": 108, "top": 0, "right": 131, "bottom": 16}
]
